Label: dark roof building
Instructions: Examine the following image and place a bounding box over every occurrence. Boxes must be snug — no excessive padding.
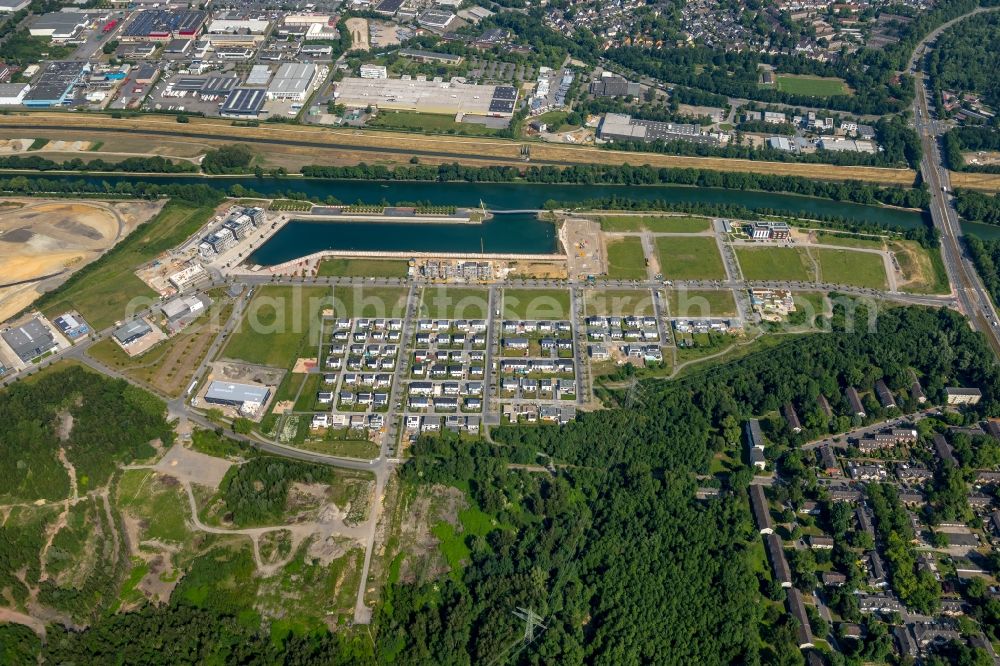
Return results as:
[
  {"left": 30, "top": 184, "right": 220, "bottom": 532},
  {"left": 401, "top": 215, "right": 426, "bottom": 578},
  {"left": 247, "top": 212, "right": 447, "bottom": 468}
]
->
[
  {"left": 112, "top": 319, "right": 152, "bottom": 346},
  {"left": 750, "top": 484, "right": 773, "bottom": 534},
  {"left": 845, "top": 386, "right": 866, "bottom": 417},
  {"left": 1, "top": 318, "right": 56, "bottom": 362},
  {"left": 23, "top": 60, "right": 87, "bottom": 107},
  {"left": 765, "top": 533, "right": 792, "bottom": 588},
  {"left": 589, "top": 75, "right": 640, "bottom": 97},
  {"left": 909, "top": 370, "right": 927, "bottom": 404},
  {"left": 933, "top": 433, "right": 958, "bottom": 467},
  {"left": 787, "top": 588, "right": 814, "bottom": 649},
  {"left": 819, "top": 444, "right": 840, "bottom": 475},
  {"left": 121, "top": 9, "right": 207, "bottom": 42},
  {"left": 874, "top": 379, "right": 896, "bottom": 409},
  {"left": 220, "top": 87, "right": 266, "bottom": 117},
  {"left": 746, "top": 418, "right": 766, "bottom": 450},
  {"left": 783, "top": 403, "right": 802, "bottom": 433},
  {"left": 816, "top": 393, "right": 832, "bottom": 417}
]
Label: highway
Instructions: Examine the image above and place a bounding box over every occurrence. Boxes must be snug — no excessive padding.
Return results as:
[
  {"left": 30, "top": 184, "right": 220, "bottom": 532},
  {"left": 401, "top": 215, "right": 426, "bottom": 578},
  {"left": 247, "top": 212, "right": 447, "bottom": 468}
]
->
[{"left": 908, "top": 6, "right": 1000, "bottom": 357}]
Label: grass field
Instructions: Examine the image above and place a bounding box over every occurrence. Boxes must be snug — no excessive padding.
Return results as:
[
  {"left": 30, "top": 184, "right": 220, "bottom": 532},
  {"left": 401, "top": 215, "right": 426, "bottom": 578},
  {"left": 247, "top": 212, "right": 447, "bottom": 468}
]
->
[
  {"left": 38, "top": 201, "right": 216, "bottom": 330},
  {"left": 666, "top": 289, "right": 737, "bottom": 317},
  {"left": 419, "top": 287, "right": 489, "bottom": 319},
  {"left": 333, "top": 285, "right": 408, "bottom": 318},
  {"left": 367, "top": 111, "right": 499, "bottom": 136},
  {"left": 735, "top": 247, "right": 814, "bottom": 281},
  {"left": 295, "top": 437, "right": 380, "bottom": 459},
  {"left": 775, "top": 74, "right": 851, "bottom": 97},
  {"left": 599, "top": 215, "right": 711, "bottom": 233},
  {"left": 584, "top": 289, "right": 655, "bottom": 316},
  {"left": 85, "top": 299, "right": 233, "bottom": 397},
  {"left": 815, "top": 231, "right": 885, "bottom": 250},
  {"left": 317, "top": 258, "right": 410, "bottom": 278},
  {"left": 656, "top": 236, "right": 726, "bottom": 280},
  {"left": 605, "top": 237, "right": 648, "bottom": 280},
  {"left": 292, "top": 373, "right": 323, "bottom": 412},
  {"left": 534, "top": 110, "right": 579, "bottom": 133},
  {"left": 116, "top": 469, "right": 190, "bottom": 545},
  {"left": 223, "top": 285, "right": 330, "bottom": 368},
  {"left": 503, "top": 288, "right": 571, "bottom": 319},
  {"left": 814, "top": 248, "right": 887, "bottom": 289},
  {"left": 890, "top": 240, "right": 950, "bottom": 294}
]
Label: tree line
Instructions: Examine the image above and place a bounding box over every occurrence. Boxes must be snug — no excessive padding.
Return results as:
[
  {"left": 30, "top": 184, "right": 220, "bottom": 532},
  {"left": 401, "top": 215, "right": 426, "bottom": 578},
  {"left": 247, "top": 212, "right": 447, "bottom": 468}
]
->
[{"left": 0, "top": 154, "right": 197, "bottom": 174}]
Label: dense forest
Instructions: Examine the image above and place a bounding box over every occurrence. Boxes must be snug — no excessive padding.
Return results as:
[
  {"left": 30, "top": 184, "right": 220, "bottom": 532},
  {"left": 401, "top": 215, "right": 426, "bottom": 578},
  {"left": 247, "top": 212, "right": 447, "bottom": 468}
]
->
[
  {"left": 926, "top": 11, "right": 1000, "bottom": 110},
  {"left": 944, "top": 127, "right": 1000, "bottom": 173},
  {"left": 220, "top": 457, "right": 334, "bottom": 526},
  {"left": 0, "top": 366, "right": 171, "bottom": 503},
  {"left": 965, "top": 236, "right": 1000, "bottom": 305},
  {"left": 955, "top": 189, "right": 1000, "bottom": 225}
]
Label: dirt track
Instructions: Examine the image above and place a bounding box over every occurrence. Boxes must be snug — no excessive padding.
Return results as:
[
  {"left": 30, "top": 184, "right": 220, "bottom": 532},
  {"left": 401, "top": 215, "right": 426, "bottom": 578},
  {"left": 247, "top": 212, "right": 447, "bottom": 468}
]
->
[{"left": 0, "top": 112, "right": 925, "bottom": 186}]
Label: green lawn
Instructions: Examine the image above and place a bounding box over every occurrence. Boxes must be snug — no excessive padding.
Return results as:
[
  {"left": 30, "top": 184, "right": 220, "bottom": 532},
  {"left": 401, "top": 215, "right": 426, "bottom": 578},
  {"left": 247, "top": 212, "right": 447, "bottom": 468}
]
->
[
  {"left": 332, "top": 285, "right": 408, "bottom": 319},
  {"left": 295, "top": 438, "right": 380, "bottom": 459},
  {"left": 316, "top": 258, "right": 410, "bottom": 278},
  {"left": 584, "top": 289, "right": 655, "bottom": 316},
  {"left": 606, "top": 237, "right": 648, "bottom": 280},
  {"left": 503, "top": 288, "right": 571, "bottom": 319},
  {"left": 367, "top": 111, "right": 499, "bottom": 136},
  {"left": 292, "top": 373, "right": 323, "bottom": 412},
  {"left": 534, "top": 110, "right": 579, "bottom": 132},
  {"left": 419, "top": 287, "right": 489, "bottom": 319},
  {"left": 666, "top": 289, "right": 737, "bottom": 317},
  {"left": 814, "top": 248, "right": 887, "bottom": 289},
  {"left": 656, "top": 236, "right": 726, "bottom": 280},
  {"left": 37, "top": 201, "right": 217, "bottom": 330},
  {"left": 599, "top": 215, "right": 711, "bottom": 233},
  {"left": 223, "top": 286, "right": 330, "bottom": 368},
  {"left": 735, "top": 247, "right": 814, "bottom": 282},
  {"left": 775, "top": 74, "right": 851, "bottom": 97}
]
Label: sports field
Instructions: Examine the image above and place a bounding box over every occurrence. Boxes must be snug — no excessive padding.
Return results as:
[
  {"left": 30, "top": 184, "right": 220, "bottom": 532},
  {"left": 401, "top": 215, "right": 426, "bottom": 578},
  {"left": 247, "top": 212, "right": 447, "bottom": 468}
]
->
[
  {"left": 814, "top": 249, "right": 887, "bottom": 289},
  {"left": 605, "top": 238, "right": 648, "bottom": 280},
  {"left": 735, "top": 247, "right": 814, "bottom": 282},
  {"left": 665, "top": 290, "right": 737, "bottom": 317},
  {"left": 655, "top": 237, "right": 726, "bottom": 280},
  {"left": 775, "top": 74, "right": 851, "bottom": 97}
]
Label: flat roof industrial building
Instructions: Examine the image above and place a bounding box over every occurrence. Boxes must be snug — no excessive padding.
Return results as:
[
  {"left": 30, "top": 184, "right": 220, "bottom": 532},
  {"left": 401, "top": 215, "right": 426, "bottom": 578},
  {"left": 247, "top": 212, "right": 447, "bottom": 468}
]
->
[
  {"left": 2, "top": 319, "right": 56, "bottom": 362},
  {"left": 266, "top": 62, "right": 317, "bottom": 101},
  {"left": 121, "top": 9, "right": 207, "bottom": 41},
  {"left": 598, "top": 113, "right": 720, "bottom": 145},
  {"left": 205, "top": 381, "right": 270, "bottom": 407},
  {"left": 220, "top": 87, "right": 267, "bottom": 117},
  {"left": 334, "top": 77, "right": 517, "bottom": 117},
  {"left": 113, "top": 319, "right": 152, "bottom": 346},
  {"left": 24, "top": 61, "right": 88, "bottom": 107}
]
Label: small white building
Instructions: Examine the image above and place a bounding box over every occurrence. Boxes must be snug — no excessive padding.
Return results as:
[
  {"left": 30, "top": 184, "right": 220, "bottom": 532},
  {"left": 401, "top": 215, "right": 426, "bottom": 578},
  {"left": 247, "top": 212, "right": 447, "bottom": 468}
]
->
[
  {"left": 359, "top": 64, "right": 387, "bottom": 79},
  {"left": 0, "top": 83, "right": 29, "bottom": 105}
]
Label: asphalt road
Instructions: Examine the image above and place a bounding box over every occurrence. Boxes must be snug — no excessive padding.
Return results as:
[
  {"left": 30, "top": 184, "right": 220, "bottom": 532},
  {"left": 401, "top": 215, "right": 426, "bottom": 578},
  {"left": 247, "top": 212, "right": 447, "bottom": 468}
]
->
[{"left": 908, "top": 6, "right": 1000, "bottom": 358}]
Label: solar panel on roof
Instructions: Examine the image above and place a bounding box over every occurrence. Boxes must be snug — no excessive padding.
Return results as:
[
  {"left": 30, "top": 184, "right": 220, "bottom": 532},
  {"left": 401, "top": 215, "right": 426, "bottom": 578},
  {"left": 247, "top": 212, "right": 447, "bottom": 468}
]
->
[
  {"left": 489, "top": 99, "right": 515, "bottom": 113},
  {"left": 492, "top": 86, "right": 516, "bottom": 100}
]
